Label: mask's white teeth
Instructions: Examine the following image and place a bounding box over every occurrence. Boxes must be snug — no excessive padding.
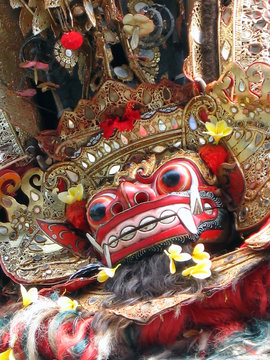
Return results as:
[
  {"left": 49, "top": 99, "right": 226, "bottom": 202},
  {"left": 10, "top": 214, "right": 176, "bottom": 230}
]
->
[
  {"left": 120, "top": 226, "right": 136, "bottom": 240},
  {"left": 159, "top": 210, "right": 176, "bottom": 224},
  {"left": 104, "top": 244, "right": 112, "bottom": 267},
  {"left": 177, "top": 208, "right": 197, "bottom": 234},
  {"left": 139, "top": 216, "right": 157, "bottom": 231},
  {"left": 87, "top": 233, "right": 103, "bottom": 254},
  {"left": 160, "top": 216, "right": 176, "bottom": 224},
  {"left": 204, "top": 202, "right": 213, "bottom": 215},
  {"left": 108, "top": 235, "right": 118, "bottom": 248}
]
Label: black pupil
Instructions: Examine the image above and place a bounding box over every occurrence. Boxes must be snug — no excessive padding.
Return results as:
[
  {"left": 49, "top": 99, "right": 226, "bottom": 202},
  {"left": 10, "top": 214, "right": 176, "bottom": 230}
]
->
[
  {"left": 90, "top": 202, "right": 106, "bottom": 221},
  {"left": 162, "top": 169, "right": 180, "bottom": 187}
]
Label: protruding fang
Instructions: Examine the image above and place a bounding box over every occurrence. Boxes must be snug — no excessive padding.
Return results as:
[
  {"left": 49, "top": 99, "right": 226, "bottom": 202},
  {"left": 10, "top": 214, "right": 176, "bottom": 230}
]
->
[
  {"left": 104, "top": 245, "right": 112, "bottom": 267},
  {"left": 177, "top": 208, "right": 198, "bottom": 234},
  {"left": 190, "top": 185, "right": 203, "bottom": 215},
  {"left": 86, "top": 233, "right": 103, "bottom": 254}
]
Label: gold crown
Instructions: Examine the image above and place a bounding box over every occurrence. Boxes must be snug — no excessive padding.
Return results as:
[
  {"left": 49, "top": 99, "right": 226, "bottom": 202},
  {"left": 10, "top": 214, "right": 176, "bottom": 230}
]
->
[{"left": 42, "top": 62, "right": 270, "bottom": 235}]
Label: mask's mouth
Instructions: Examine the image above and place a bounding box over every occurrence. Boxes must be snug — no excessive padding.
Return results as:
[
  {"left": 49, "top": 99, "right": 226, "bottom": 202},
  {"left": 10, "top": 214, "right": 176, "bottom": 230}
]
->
[
  {"left": 87, "top": 191, "right": 226, "bottom": 267},
  {"left": 106, "top": 203, "right": 198, "bottom": 250}
]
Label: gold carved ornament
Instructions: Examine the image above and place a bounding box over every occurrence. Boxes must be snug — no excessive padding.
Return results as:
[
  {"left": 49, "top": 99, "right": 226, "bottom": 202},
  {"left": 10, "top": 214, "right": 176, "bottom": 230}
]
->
[
  {"left": 184, "top": 0, "right": 270, "bottom": 82},
  {"left": 183, "top": 62, "right": 270, "bottom": 231}
]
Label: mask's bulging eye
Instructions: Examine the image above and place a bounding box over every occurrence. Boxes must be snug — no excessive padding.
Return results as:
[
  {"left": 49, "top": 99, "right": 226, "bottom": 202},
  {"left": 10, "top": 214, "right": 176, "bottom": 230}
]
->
[
  {"left": 156, "top": 164, "right": 192, "bottom": 194},
  {"left": 87, "top": 196, "right": 113, "bottom": 229},
  {"left": 90, "top": 203, "right": 106, "bottom": 221}
]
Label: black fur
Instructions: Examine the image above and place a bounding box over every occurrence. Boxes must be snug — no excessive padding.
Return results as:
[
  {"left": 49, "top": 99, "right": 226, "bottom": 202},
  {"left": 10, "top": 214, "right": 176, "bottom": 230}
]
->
[{"left": 103, "top": 245, "right": 201, "bottom": 306}]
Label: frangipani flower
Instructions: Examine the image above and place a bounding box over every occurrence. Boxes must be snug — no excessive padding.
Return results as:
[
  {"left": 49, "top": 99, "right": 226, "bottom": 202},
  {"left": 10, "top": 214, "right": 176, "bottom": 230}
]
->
[
  {"left": 20, "top": 284, "right": 38, "bottom": 307},
  {"left": 164, "top": 244, "right": 191, "bottom": 274},
  {"left": 0, "top": 348, "right": 15, "bottom": 360},
  {"left": 192, "top": 244, "right": 210, "bottom": 263},
  {"left": 182, "top": 260, "right": 212, "bottom": 279},
  {"left": 205, "top": 120, "right": 232, "bottom": 144},
  {"left": 58, "top": 184, "right": 84, "bottom": 204},
  {"left": 57, "top": 296, "right": 78, "bottom": 311},
  {"left": 97, "top": 264, "right": 121, "bottom": 283}
]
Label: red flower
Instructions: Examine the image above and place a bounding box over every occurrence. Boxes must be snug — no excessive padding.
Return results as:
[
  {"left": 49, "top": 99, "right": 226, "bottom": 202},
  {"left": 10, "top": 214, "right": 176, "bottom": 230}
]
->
[
  {"left": 99, "top": 102, "right": 141, "bottom": 139},
  {"left": 117, "top": 103, "right": 140, "bottom": 131},
  {"left": 61, "top": 31, "right": 84, "bottom": 50},
  {"left": 99, "top": 116, "right": 119, "bottom": 139},
  {"left": 19, "top": 60, "right": 49, "bottom": 85}
]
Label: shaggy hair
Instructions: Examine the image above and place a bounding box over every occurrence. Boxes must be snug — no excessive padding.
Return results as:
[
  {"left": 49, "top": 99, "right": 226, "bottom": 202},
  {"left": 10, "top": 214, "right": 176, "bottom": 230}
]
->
[{"left": 103, "top": 243, "right": 201, "bottom": 306}]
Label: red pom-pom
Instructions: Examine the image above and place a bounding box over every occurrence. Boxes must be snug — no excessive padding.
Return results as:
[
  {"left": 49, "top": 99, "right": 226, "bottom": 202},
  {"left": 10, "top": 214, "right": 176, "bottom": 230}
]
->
[
  {"left": 61, "top": 31, "right": 83, "bottom": 50},
  {"left": 66, "top": 200, "right": 89, "bottom": 231},
  {"left": 199, "top": 144, "right": 228, "bottom": 175}
]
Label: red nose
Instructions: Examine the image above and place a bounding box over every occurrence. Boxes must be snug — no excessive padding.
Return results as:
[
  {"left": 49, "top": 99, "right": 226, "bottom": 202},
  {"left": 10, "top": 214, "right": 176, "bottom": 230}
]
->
[{"left": 110, "top": 181, "right": 156, "bottom": 214}]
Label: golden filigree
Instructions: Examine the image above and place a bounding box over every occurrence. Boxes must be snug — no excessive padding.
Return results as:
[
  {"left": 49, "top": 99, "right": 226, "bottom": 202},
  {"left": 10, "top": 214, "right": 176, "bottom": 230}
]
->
[
  {"left": 0, "top": 168, "right": 88, "bottom": 285},
  {"left": 185, "top": 0, "right": 270, "bottom": 82},
  {"left": 185, "top": 62, "right": 270, "bottom": 231},
  {"left": 44, "top": 79, "right": 192, "bottom": 160}
]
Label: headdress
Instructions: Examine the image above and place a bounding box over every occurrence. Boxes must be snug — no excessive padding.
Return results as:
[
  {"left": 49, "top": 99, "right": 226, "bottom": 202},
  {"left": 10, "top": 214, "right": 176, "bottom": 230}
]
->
[{"left": 1, "top": 60, "right": 270, "bottom": 284}]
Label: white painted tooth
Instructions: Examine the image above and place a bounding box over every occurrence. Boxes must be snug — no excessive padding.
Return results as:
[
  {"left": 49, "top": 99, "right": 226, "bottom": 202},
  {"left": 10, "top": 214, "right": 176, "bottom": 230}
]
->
[
  {"left": 204, "top": 202, "right": 213, "bottom": 215},
  {"left": 190, "top": 185, "right": 203, "bottom": 215},
  {"left": 177, "top": 208, "right": 197, "bottom": 234},
  {"left": 160, "top": 210, "right": 175, "bottom": 217},
  {"left": 139, "top": 223, "right": 157, "bottom": 231},
  {"left": 139, "top": 217, "right": 156, "bottom": 225},
  {"left": 160, "top": 210, "right": 176, "bottom": 224},
  {"left": 139, "top": 217, "right": 157, "bottom": 232},
  {"left": 121, "top": 226, "right": 136, "bottom": 234},
  {"left": 108, "top": 235, "right": 118, "bottom": 248},
  {"left": 160, "top": 216, "right": 176, "bottom": 224},
  {"left": 120, "top": 226, "right": 136, "bottom": 240}
]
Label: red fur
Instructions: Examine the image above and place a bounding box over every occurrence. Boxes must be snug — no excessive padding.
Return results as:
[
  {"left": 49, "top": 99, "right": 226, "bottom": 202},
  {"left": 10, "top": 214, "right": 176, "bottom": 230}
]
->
[
  {"left": 66, "top": 200, "right": 89, "bottom": 231},
  {"left": 140, "top": 305, "right": 189, "bottom": 346},
  {"left": 199, "top": 144, "right": 228, "bottom": 175},
  {"left": 140, "top": 263, "right": 270, "bottom": 347},
  {"left": 56, "top": 318, "right": 97, "bottom": 360},
  {"left": 1, "top": 263, "right": 270, "bottom": 359},
  {"left": 0, "top": 333, "right": 9, "bottom": 352},
  {"left": 36, "top": 319, "right": 55, "bottom": 360}
]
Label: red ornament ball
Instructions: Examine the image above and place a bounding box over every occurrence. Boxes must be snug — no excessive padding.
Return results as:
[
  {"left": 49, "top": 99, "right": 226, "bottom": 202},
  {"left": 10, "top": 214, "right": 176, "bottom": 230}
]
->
[{"left": 61, "top": 31, "right": 84, "bottom": 50}]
